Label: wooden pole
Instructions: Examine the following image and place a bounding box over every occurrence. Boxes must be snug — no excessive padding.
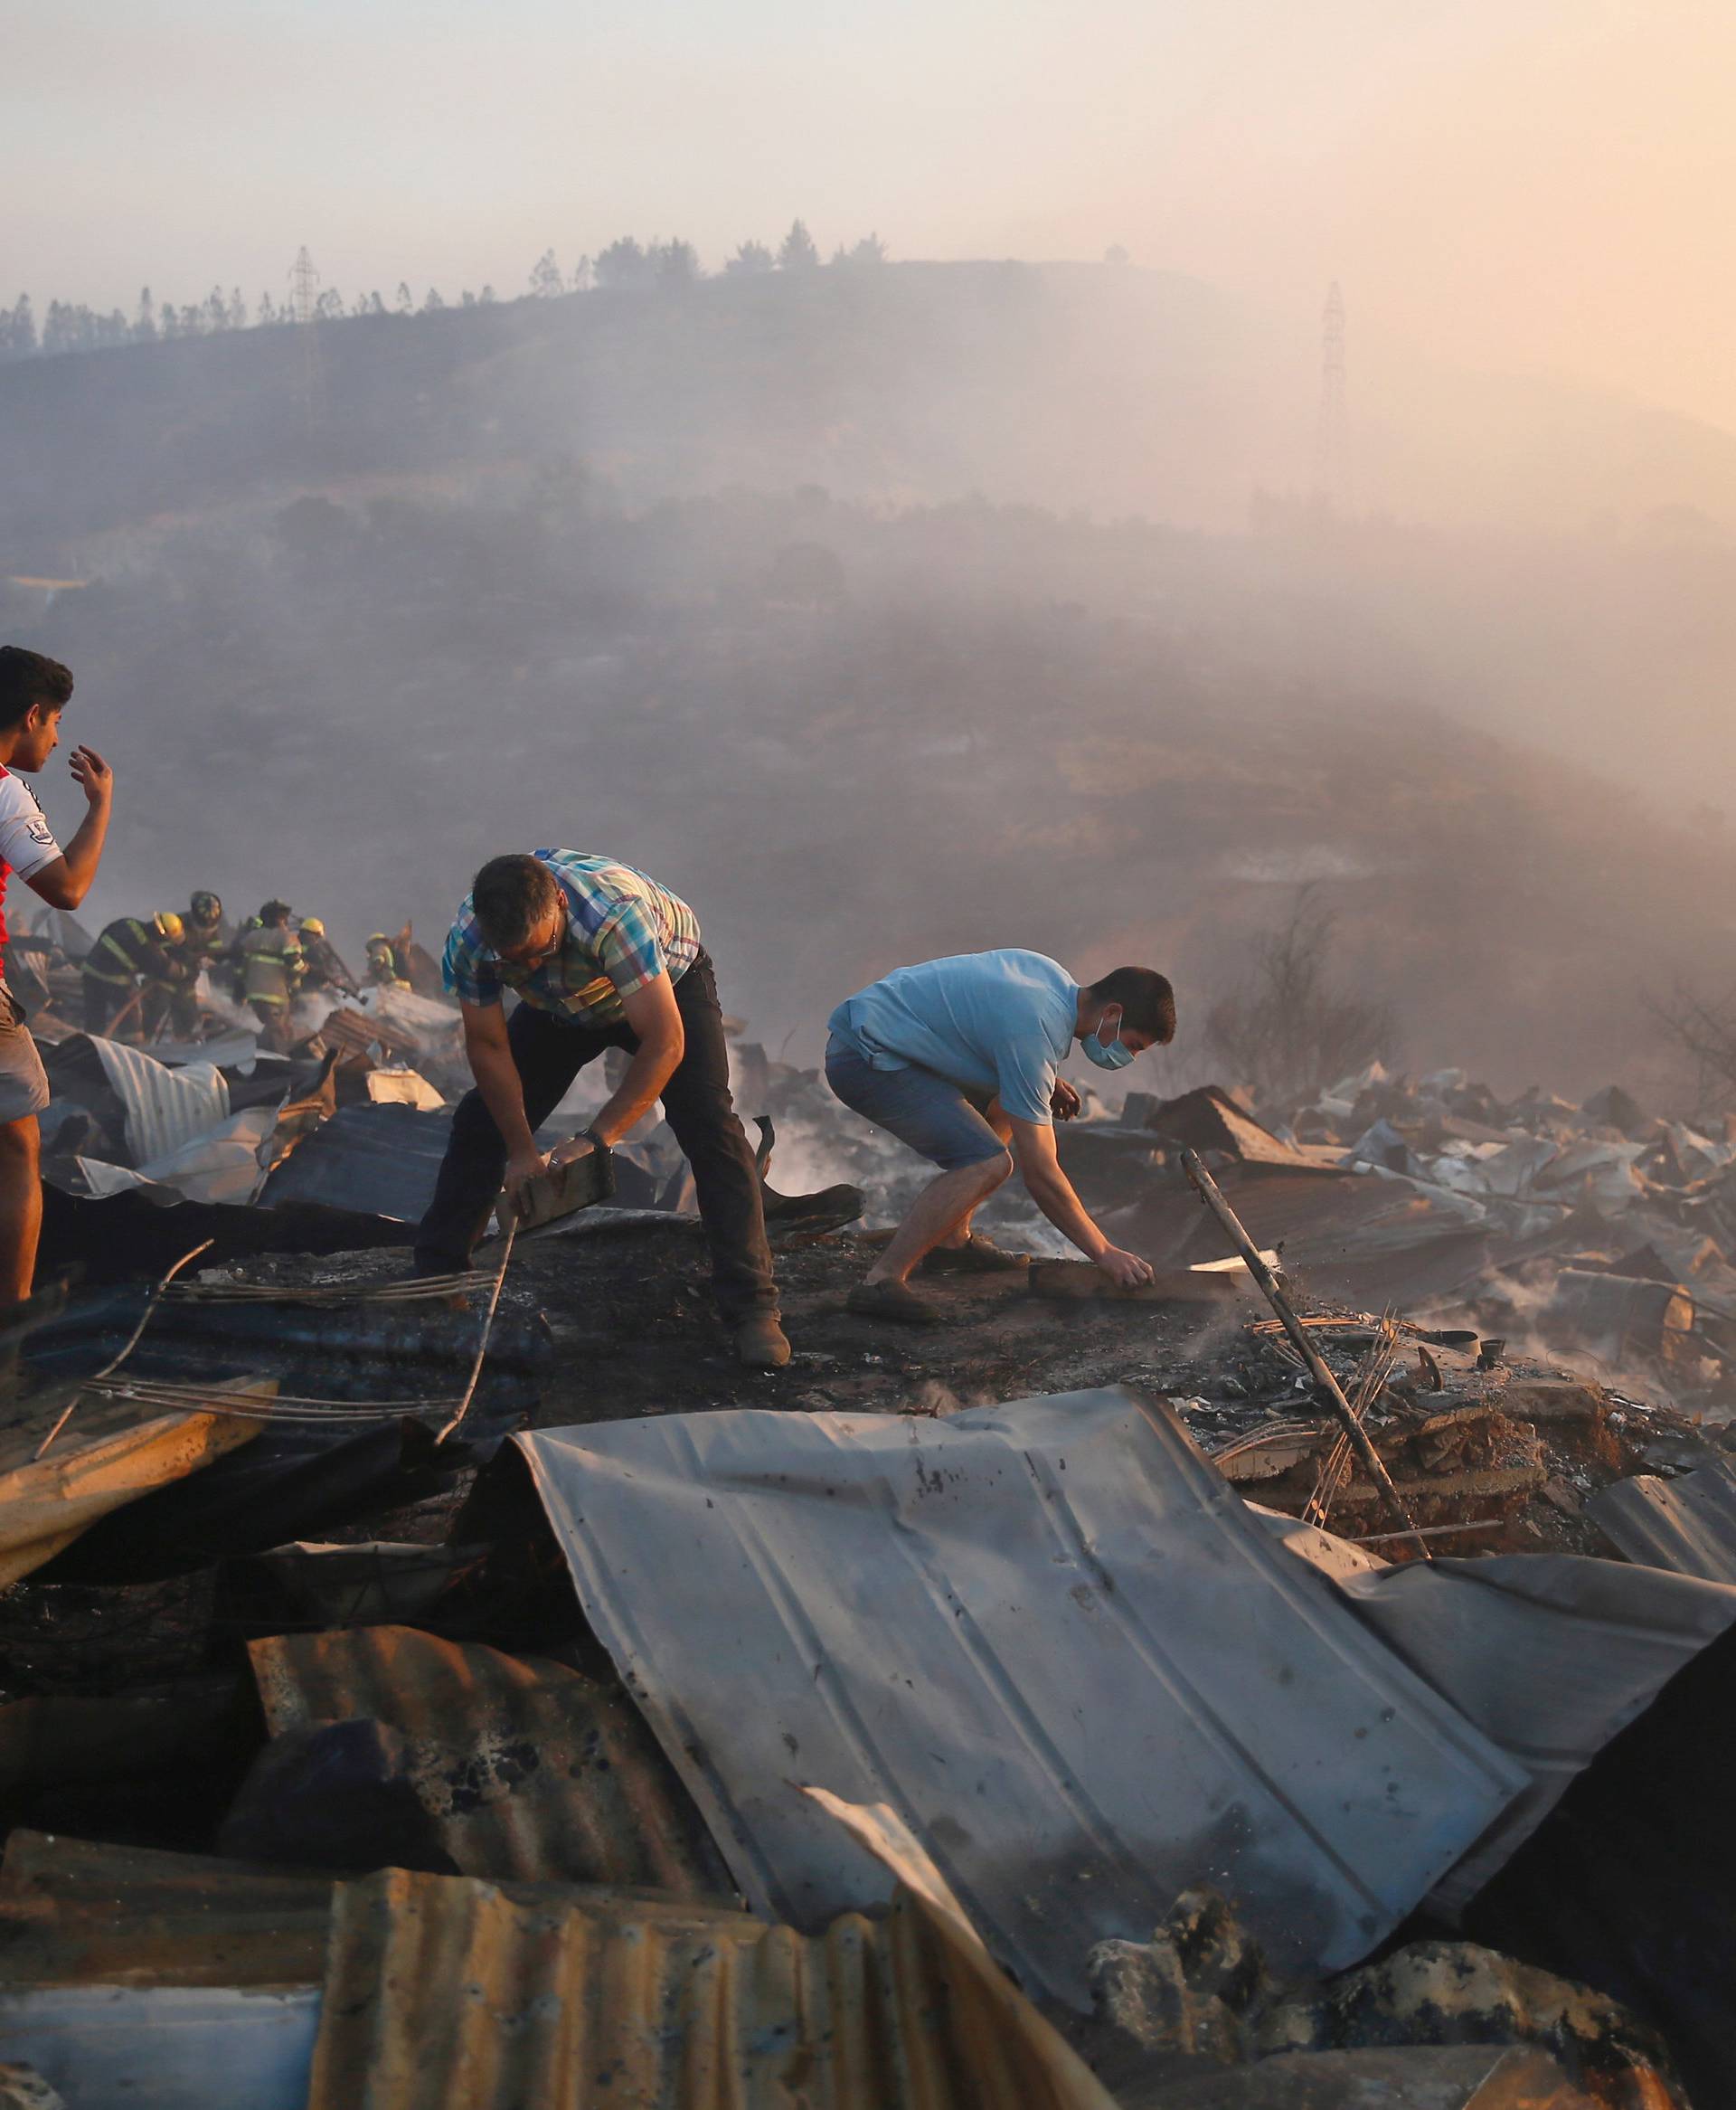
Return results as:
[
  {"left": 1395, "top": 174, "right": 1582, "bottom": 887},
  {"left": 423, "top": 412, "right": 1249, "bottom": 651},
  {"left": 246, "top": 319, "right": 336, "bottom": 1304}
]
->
[
  {"left": 101, "top": 984, "right": 146, "bottom": 1041},
  {"left": 1179, "top": 1149, "right": 1429, "bottom": 1557}
]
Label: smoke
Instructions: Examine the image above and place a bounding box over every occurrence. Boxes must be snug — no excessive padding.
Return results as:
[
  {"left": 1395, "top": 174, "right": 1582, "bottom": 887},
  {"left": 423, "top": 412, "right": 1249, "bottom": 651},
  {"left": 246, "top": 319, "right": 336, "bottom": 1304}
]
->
[{"left": 3, "top": 262, "right": 1734, "bottom": 1108}]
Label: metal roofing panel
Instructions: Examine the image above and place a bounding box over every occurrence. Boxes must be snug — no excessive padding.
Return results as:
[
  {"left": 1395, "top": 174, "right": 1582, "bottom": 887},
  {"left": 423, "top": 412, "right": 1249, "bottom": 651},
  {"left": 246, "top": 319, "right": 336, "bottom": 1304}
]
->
[
  {"left": 87, "top": 1038, "right": 230, "bottom": 1168},
  {"left": 1137, "top": 1084, "right": 1320, "bottom": 1169},
  {"left": 306, "top": 1864, "right": 1118, "bottom": 2110},
  {"left": 258, "top": 1105, "right": 453, "bottom": 1222},
  {"left": 0, "top": 1379, "right": 268, "bottom": 1588},
  {"left": 1586, "top": 1462, "right": 1736, "bottom": 1585},
  {"left": 515, "top": 1390, "right": 1527, "bottom": 2008},
  {"left": 0, "top": 1833, "right": 332, "bottom": 1991},
  {"left": 245, "top": 1625, "right": 732, "bottom": 1897},
  {"left": 1317, "top": 1552, "right": 1736, "bottom": 1916}
]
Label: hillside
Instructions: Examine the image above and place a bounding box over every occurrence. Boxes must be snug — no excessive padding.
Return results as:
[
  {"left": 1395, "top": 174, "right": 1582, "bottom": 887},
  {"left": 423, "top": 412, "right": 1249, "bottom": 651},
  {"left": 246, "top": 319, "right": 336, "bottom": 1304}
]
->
[
  {"left": 6, "top": 262, "right": 1736, "bottom": 552},
  {"left": 6, "top": 482, "right": 1733, "bottom": 1101}
]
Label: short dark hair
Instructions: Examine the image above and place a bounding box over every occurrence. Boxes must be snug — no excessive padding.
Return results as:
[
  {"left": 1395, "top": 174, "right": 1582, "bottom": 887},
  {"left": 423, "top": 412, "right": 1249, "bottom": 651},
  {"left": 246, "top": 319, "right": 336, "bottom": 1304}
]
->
[
  {"left": 472, "top": 854, "right": 560, "bottom": 949},
  {"left": 1086, "top": 966, "right": 1177, "bottom": 1044},
  {"left": 0, "top": 648, "right": 73, "bottom": 732}
]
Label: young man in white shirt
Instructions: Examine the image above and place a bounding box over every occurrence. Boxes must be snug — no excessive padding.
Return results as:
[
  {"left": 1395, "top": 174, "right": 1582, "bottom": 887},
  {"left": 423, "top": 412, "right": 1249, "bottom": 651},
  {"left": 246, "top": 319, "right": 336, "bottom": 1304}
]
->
[{"left": 0, "top": 648, "right": 114, "bottom": 1304}]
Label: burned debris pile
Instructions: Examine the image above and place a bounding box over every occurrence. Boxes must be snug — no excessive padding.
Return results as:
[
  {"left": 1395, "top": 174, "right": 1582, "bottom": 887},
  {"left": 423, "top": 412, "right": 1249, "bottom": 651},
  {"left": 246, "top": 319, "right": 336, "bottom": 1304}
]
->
[{"left": 2, "top": 959, "right": 1734, "bottom": 2104}]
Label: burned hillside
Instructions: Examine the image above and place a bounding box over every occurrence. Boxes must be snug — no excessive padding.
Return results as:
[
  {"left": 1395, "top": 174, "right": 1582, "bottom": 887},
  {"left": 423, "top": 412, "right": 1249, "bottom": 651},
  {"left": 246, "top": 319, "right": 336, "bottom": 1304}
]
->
[{"left": 7, "top": 484, "right": 1736, "bottom": 1104}]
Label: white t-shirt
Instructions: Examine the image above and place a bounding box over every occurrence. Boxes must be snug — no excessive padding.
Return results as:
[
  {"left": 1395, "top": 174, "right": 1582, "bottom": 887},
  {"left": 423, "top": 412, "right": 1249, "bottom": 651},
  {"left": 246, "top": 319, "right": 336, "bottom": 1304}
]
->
[{"left": 0, "top": 766, "right": 62, "bottom": 952}]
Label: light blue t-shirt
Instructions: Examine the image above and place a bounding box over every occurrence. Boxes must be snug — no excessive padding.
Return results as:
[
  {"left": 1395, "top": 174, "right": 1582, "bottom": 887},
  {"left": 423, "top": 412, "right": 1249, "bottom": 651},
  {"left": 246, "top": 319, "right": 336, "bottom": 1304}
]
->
[{"left": 828, "top": 950, "right": 1079, "bottom": 1125}]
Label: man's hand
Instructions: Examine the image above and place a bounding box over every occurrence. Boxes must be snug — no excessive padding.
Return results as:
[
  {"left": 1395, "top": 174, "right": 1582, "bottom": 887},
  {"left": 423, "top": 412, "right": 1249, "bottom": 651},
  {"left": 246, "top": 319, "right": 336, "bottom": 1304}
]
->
[
  {"left": 69, "top": 745, "right": 113, "bottom": 809},
  {"left": 1095, "top": 1244, "right": 1155, "bottom": 1289},
  {"left": 504, "top": 1147, "right": 550, "bottom": 1217},
  {"left": 1050, "top": 1078, "right": 1082, "bottom": 1122}
]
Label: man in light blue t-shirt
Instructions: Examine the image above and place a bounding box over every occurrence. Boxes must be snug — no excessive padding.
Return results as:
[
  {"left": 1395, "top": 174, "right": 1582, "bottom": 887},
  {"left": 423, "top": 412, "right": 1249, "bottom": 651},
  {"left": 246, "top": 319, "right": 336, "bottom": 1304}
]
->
[{"left": 826, "top": 950, "right": 1177, "bottom": 1322}]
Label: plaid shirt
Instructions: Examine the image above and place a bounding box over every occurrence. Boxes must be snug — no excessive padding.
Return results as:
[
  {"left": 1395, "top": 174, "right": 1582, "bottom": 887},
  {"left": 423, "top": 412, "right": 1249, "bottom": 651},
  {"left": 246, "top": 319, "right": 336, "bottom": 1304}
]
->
[{"left": 443, "top": 850, "right": 702, "bottom": 1025}]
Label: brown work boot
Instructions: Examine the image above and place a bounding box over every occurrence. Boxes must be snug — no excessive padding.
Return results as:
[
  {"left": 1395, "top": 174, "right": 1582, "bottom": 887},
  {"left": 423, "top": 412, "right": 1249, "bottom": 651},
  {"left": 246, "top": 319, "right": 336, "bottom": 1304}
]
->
[
  {"left": 734, "top": 1312, "right": 792, "bottom": 1370},
  {"left": 847, "top": 1279, "right": 941, "bottom": 1327}
]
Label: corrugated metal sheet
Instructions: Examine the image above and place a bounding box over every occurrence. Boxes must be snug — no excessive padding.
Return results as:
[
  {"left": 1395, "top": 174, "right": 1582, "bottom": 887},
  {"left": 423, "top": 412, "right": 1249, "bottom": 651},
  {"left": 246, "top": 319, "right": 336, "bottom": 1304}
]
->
[
  {"left": 515, "top": 1390, "right": 1527, "bottom": 2009},
  {"left": 1586, "top": 1462, "right": 1736, "bottom": 1585},
  {"left": 245, "top": 1625, "right": 732, "bottom": 1897},
  {"left": 258, "top": 1105, "right": 453, "bottom": 1222},
  {"left": 147, "top": 1027, "right": 262, "bottom": 1073},
  {"left": 1317, "top": 1551, "right": 1736, "bottom": 1916},
  {"left": 86, "top": 1038, "right": 230, "bottom": 1167},
  {"left": 310, "top": 1008, "right": 421, "bottom": 1064},
  {"left": 306, "top": 1864, "right": 1118, "bottom": 2110},
  {"left": 0, "top": 1378, "right": 269, "bottom": 1587},
  {"left": 137, "top": 1105, "right": 278, "bottom": 1205},
  {"left": 0, "top": 1832, "right": 333, "bottom": 1991}
]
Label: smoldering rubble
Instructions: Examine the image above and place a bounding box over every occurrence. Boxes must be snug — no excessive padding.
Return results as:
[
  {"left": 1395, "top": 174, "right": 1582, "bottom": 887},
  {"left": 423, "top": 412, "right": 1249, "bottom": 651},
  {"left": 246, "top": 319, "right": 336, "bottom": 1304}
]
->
[{"left": 4, "top": 924, "right": 1736, "bottom": 2107}]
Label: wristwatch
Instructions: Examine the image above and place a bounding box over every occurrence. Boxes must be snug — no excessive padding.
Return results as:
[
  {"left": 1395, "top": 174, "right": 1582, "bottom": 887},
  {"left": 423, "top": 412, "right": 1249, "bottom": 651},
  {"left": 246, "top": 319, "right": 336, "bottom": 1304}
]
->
[{"left": 581, "top": 1124, "right": 611, "bottom": 1153}]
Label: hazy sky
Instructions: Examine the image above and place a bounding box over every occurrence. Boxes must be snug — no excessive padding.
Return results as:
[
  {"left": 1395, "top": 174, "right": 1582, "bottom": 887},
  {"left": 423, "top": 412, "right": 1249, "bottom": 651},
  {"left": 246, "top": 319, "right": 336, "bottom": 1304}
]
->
[{"left": 8, "top": 0, "right": 1733, "bottom": 429}]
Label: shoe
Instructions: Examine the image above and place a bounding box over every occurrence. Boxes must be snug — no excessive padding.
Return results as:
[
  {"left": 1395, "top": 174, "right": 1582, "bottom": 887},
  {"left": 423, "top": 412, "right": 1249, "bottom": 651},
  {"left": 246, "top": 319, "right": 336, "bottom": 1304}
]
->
[
  {"left": 846, "top": 1279, "right": 941, "bottom": 1327},
  {"left": 734, "top": 1313, "right": 792, "bottom": 1369},
  {"left": 922, "top": 1235, "right": 1030, "bottom": 1275}
]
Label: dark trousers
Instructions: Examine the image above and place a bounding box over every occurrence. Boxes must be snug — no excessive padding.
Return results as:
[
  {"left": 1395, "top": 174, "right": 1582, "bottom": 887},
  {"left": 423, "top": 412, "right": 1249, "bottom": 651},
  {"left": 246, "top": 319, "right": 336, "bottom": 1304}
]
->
[
  {"left": 414, "top": 952, "right": 777, "bottom": 1320},
  {"left": 81, "top": 974, "right": 131, "bottom": 1038}
]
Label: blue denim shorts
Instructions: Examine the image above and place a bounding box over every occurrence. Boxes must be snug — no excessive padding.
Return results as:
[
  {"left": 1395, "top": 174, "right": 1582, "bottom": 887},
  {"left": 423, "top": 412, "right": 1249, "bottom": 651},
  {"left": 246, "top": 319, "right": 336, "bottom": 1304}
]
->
[{"left": 825, "top": 1036, "right": 1007, "bottom": 1171}]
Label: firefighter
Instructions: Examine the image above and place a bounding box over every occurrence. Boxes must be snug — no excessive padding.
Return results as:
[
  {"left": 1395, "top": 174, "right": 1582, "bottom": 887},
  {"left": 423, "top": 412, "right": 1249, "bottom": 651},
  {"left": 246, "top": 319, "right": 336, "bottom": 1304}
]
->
[
  {"left": 297, "top": 917, "right": 357, "bottom": 999},
  {"left": 239, "top": 900, "right": 303, "bottom": 1050},
  {"left": 81, "top": 911, "right": 189, "bottom": 1041},
  {"left": 170, "top": 889, "right": 227, "bottom": 1038},
  {"left": 184, "top": 889, "right": 227, "bottom": 958},
  {"left": 364, "top": 931, "right": 410, "bottom": 991},
  {"left": 228, "top": 899, "right": 287, "bottom": 1002}
]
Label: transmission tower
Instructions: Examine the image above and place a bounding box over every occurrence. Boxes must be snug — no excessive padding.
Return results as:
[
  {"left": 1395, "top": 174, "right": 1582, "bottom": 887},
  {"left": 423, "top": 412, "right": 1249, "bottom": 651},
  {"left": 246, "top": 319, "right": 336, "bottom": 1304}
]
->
[
  {"left": 287, "top": 245, "right": 326, "bottom": 434},
  {"left": 1312, "top": 280, "right": 1350, "bottom": 514},
  {"left": 288, "top": 245, "right": 319, "bottom": 326}
]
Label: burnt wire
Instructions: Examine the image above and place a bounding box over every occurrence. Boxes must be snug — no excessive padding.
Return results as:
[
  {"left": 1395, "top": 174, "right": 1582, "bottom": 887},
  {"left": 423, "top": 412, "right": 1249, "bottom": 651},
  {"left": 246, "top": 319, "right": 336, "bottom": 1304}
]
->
[
  {"left": 38, "top": 1217, "right": 521, "bottom": 1441},
  {"left": 1304, "top": 1314, "right": 1402, "bottom": 1530},
  {"left": 33, "top": 1240, "right": 215, "bottom": 1461}
]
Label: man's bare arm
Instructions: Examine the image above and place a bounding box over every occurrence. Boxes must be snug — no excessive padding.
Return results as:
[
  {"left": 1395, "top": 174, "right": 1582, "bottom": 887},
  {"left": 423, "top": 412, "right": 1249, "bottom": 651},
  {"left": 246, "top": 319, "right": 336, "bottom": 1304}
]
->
[
  {"left": 26, "top": 745, "right": 113, "bottom": 910},
  {"left": 589, "top": 973, "right": 684, "bottom": 1145},
  {"left": 1008, "top": 1115, "right": 1154, "bottom": 1286},
  {"left": 459, "top": 998, "right": 546, "bottom": 1206}
]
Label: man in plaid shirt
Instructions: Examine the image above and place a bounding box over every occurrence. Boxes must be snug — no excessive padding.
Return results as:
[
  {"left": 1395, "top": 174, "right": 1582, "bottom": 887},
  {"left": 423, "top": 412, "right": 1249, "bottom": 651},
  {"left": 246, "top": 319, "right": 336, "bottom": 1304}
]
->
[{"left": 415, "top": 850, "right": 788, "bottom": 1368}]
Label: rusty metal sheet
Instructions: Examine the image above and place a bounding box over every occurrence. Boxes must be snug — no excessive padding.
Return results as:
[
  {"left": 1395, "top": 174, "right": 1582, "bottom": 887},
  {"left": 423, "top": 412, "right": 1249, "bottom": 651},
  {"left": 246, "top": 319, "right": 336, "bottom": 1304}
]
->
[
  {"left": 0, "top": 1378, "right": 269, "bottom": 1587},
  {"left": 515, "top": 1390, "right": 1526, "bottom": 2008},
  {"left": 306, "top": 1864, "right": 1118, "bottom": 2110},
  {"left": 0, "top": 1833, "right": 332, "bottom": 1992},
  {"left": 1587, "top": 1462, "right": 1736, "bottom": 1585},
  {"left": 244, "top": 1624, "right": 731, "bottom": 1896}
]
